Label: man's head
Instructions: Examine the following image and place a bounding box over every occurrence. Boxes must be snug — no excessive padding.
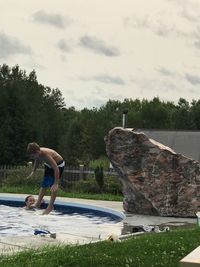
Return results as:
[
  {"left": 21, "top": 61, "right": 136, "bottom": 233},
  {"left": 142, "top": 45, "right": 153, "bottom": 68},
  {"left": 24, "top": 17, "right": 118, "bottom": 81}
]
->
[
  {"left": 27, "top": 143, "right": 40, "bottom": 158},
  {"left": 25, "top": 195, "right": 36, "bottom": 207}
]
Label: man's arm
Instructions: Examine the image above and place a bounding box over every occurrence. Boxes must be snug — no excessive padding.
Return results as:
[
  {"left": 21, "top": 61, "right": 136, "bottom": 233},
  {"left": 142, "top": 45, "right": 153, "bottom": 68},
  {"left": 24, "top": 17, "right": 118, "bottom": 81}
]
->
[
  {"left": 33, "top": 159, "right": 40, "bottom": 172},
  {"left": 27, "top": 159, "right": 40, "bottom": 178}
]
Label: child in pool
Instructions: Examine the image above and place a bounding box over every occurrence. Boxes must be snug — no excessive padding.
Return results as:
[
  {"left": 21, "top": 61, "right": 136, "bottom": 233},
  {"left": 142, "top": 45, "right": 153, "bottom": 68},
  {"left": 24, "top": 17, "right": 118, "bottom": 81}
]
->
[
  {"left": 24, "top": 195, "right": 36, "bottom": 210},
  {"left": 24, "top": 195, "right": 46, "bottom": 210}
]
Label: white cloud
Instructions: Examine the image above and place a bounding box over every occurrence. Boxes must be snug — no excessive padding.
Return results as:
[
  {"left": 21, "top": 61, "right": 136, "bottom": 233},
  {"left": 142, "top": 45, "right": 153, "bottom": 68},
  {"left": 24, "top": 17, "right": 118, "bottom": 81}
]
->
[
  {"left": 57, "top": 39, "right": 72, "bottom": 53},
  {"left": 0, "top": 33, "right": 31, "bottom": 59},
  {"left": 185, "top": 73, "right": 200, "bottom": 85},
  {"left": 79, "top": 35, "right": 120, "bottom": 57},
  {"left": 94, "top": 75, "right": 125, "bottom": 85},
  {"left": 124, "top": 15, "right": 176, "bottom": 37},
  {"left": 156, "top": 67, "right": 176, "bottom": 77},
  {"left": 78, "top": 74, "right": 125, "bottom": 85},
  {"left": 32, "top": 10, "right": 72, "bottom": 29}
]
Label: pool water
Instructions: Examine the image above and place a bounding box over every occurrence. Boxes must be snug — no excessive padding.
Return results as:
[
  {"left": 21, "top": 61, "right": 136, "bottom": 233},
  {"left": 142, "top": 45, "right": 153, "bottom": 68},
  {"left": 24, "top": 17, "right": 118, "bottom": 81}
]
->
[{"left": 0, "top": 205, "right": 123, "bottom": 241}]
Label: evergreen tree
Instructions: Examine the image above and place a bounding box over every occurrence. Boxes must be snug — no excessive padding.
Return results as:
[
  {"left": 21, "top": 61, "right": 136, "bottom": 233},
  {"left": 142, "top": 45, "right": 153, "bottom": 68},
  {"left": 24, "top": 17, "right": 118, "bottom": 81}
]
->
[{"left": 0, "top": 64, "right": 65, "bottom": 165}]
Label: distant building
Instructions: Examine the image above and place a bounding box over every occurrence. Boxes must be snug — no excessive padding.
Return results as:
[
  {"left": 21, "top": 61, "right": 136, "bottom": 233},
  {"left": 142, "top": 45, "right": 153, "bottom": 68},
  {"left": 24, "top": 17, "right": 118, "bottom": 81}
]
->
[{"left": 135, "top": 129, "right": 200, "bottom": 162}]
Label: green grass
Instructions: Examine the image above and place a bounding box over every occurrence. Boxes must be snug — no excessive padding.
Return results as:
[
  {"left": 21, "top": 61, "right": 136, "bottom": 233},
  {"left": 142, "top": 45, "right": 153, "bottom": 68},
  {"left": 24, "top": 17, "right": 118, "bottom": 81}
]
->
[
  {"left": 0, "top": 186, "right": 39, "bottom": 195},
  {"left": 1, "top": 227, "right": 200, "bottom": 267},
  {"left": 0, "top": 186, "right": 123, "bottom": 201}
]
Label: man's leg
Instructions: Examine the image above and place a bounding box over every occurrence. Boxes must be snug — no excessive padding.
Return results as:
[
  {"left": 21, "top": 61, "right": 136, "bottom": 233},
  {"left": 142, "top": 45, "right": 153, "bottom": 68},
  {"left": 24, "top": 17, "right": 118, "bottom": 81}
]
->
[
  {"left": 43, "top": 190, "right": 57, "bottom": 214},
  {"left": 35, "top": 187, "right": 47, "bottom": 208}
]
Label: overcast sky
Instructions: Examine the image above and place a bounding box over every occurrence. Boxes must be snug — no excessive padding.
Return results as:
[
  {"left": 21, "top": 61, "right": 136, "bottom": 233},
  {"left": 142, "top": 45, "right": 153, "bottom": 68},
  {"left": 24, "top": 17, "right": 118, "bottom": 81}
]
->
[{"left": 1, "top": 0, "right": 200, "bottom": 110}]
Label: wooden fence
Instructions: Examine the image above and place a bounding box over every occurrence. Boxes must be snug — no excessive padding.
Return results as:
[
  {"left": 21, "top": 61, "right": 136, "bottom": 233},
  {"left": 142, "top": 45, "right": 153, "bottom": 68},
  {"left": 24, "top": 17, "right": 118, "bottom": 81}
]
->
[{"left": 0, "top": 165, "right": 118, "bottom": 187}]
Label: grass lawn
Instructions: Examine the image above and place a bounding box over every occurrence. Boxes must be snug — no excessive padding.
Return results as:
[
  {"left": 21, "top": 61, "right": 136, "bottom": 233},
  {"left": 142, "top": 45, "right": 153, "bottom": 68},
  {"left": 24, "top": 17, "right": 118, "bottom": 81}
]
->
[
  {"left": 0, "top": 186, "right": 123, "bottom": 201},
  {"left": 0, "top": 227, "right": 200, "bottom": 267}
]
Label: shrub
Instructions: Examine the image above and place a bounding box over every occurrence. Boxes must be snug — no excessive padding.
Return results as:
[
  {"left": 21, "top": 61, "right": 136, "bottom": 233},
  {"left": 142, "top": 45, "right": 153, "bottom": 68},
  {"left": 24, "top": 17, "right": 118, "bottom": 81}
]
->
[
  {"left": 69, "top": 177, "right": 100, "bottom": 194},
  {"left": 2, "top": 166, "right": 43, "bottom": 187},
  {"left": 64, "top": 174, "right": 122, "bottom": 195},
  {"left": 104, "top": 176, "right": 123, "bottom": 195},
  {"left": 89, "top": 156, "right": 110, "bottom": 170},
  {"left": 94, "top": 166, "right": 104, "bottom": 192}
]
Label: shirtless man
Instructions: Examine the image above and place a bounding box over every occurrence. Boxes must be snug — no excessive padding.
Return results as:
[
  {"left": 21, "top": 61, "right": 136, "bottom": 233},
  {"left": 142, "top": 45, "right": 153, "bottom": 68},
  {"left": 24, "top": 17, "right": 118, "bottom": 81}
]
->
[{"left": 27, "top": 142, "right": 65, "bottom": 214}]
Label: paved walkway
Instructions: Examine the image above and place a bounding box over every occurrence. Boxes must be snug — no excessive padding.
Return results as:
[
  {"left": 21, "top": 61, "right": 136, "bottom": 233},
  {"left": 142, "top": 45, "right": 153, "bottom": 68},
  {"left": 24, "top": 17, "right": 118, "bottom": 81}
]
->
[{"left": 0, "top": 193, "right": 197, "bottom": 255}]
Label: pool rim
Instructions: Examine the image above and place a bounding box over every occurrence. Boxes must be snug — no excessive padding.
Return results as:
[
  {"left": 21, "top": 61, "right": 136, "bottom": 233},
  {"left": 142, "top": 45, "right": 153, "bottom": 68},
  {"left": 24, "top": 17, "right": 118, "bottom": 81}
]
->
[{"left": 0, "top": 194, "right": 125, "bottom": 221}]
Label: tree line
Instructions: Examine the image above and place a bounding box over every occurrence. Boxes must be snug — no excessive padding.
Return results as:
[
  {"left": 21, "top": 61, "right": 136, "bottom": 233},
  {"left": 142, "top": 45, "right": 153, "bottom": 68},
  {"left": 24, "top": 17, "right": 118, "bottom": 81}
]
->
[{"left": 1, "top": 64, "right": 200, "bottom": 165}]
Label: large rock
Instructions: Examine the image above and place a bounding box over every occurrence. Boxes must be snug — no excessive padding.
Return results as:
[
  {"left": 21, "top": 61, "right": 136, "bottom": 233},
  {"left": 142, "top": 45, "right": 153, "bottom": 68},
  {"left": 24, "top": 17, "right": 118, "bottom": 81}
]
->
[{"left": 105, "top": 127, "right": 200, "bottom": 217}]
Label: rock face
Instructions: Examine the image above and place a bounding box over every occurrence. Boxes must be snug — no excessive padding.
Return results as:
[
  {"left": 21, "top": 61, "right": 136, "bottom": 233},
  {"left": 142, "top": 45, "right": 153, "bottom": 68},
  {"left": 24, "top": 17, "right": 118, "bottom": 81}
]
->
[{"left": 105, "top": 127, "right": 200, "bottom": 217}]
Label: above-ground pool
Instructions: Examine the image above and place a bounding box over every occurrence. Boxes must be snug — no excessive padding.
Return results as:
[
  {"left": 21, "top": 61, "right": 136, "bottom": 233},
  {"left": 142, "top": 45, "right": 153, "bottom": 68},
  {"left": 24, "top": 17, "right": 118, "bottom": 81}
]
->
[{"left": 0, "top": 196, "right": 125, "bottom": 243}]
